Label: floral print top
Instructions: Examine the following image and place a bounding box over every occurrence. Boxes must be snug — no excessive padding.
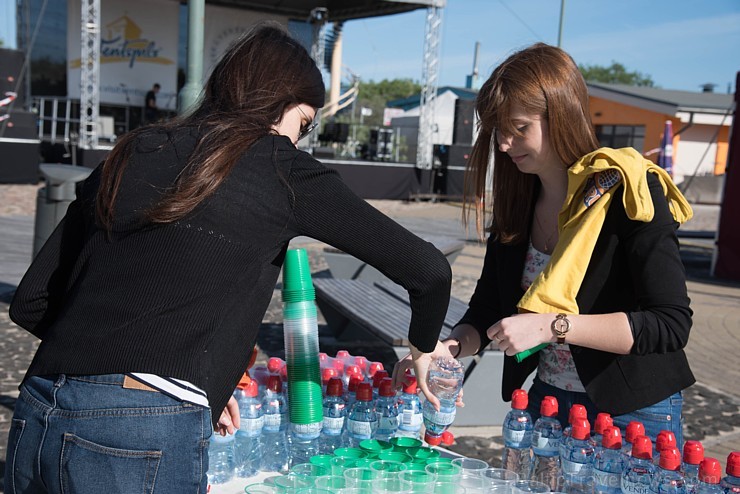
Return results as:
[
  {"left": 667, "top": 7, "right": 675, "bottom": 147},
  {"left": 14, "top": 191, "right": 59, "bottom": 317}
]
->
[{"left": 522, "top": 242, "right": 586, "bottom": 392}]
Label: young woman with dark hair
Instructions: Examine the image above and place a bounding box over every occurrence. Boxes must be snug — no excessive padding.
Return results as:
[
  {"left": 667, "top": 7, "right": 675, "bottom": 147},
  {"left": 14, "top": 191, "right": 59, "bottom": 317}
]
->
[
  {"left": 396, "top": 42, "right": 694, "bottom": 447},
  {"left": 6, "top": 24, "right": 451, "bottom": 492}
]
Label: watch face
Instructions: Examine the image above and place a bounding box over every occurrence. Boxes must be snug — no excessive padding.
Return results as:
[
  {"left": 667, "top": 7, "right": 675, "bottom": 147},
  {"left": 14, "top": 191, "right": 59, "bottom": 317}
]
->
[{"left": 552, "top": 316, "right": 570, "bottom": 336}]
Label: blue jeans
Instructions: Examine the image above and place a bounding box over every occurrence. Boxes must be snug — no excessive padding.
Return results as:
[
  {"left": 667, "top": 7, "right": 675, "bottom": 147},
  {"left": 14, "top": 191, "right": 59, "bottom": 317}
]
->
[
  {"left": 4, "top": 374, "right": 212, "bottom": 494},
  {"left": 527, "top": 375, "right": 684, "bottom": 449}
]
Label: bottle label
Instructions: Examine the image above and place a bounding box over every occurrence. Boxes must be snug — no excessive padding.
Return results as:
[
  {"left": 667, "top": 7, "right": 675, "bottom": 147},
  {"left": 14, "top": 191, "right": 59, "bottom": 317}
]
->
[
  {"left": 533, "top": 432, "right": 559, "bottom": 452},
  {"left": 263, "top": 413, "right": 287, "bottom": 430},
  {"left": 424, "top": 408, "right": 455, "bottom": 426},
  {"left": 622, "top": 477, "right": 651, "bottom": 494},
  {"left": 401, "top": 410, "right": 423, "bottom": 429},
  {"left": 242, "top": 416, "right": 264, "bottom": 435},
  {"left": 593, "top": 470, "right": 621, "bottom": 492},
  {"left": 291, "top": 422, "right": 321, "bottom": 439},
  {"left": 322, "top": 416, "right": 345, "bottom": 434},
  {"left": 561, "top": 458, "right": 586, "bottom": 475},
  {"left": 378, "top": 416, "right": 399, "bottom": 431},
  {"left": 504, "top": 428, "right": 526, "bottom": 445},
  {"left": 346, "top": 418, "right": 373, "bottom": 438}
]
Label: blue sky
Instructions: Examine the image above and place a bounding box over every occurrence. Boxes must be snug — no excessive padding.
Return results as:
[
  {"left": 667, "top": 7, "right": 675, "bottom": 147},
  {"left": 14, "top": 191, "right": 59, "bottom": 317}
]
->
[
  {"left": 1, "top": 0, "right": 737, "bottom": 94},
  {"left": 340, "top": 0, "right": 740, "bottom": 93}
]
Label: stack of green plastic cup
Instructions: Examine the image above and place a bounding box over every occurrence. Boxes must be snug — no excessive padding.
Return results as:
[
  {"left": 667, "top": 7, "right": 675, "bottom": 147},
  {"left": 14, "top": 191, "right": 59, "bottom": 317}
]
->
[{"left": 282, "top": 249, "right": 323, "bottom": 439}]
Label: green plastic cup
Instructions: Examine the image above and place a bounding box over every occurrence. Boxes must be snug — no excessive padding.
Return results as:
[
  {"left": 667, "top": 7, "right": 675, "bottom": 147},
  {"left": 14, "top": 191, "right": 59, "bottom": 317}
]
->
[
  {"left": 405, "top": 462, "right": 429, "bottom": 472},
  {"left": 273, "top": 474, "right": 313, "bottom": 492},
  {"left": 359, "top": 439, "right": 393, "bottom": 458},
  {"left": 378, "top": 450, "right": 412, "bottom": 463},
  {"left": 369, "top": 459, "right": 407, "bottom": 477},
  {"left": 282, "top": 249, "right": 315, "bottom": 302},
  {"left": 425, "top": 456, "right": 453, "bottom": 465},
  {"left": 334, "top": 447, "right": 368, "bottom": 460},
  {"left": 390, "top": 436, "right": 423, "bottom": 452},
  {"left": 330, "top": 455, "right": 357, "bottom": 475},
  {"left": 309, "top": 454, "right": 335, "bottom": 470},
  {"left": 353, "top": 458, "right": 375, "bottom": 469},
  {"left": 283, "top": 301, "right": 318, "bottom": 320},
  {"left": 406, "top": 446, "right": 440, "bottom": 462}
]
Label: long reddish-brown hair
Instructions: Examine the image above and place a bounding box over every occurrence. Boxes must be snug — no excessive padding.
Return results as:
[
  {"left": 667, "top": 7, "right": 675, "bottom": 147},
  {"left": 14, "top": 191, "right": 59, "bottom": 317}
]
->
[
  {"left": 96, "top": 23, "right": 325, "bottom": 231},
  {"left": 463, "top": 43, "right": 600, "bottom": 243}
]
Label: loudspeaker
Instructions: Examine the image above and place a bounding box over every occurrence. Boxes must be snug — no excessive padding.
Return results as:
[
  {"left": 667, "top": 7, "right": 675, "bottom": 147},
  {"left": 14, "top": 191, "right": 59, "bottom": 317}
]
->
[
  {"left": 369, "top": 128, "right": 393, "bottom": 160},
  {"left": 448, "top": 143, "right": 472, "bottom": 168},
  {"left": 319, "top": 122, "right": 350, "bottom": 143},
  {"left": 453, "top": 98, "right": 475, "bottom": 145},
  {"left": 0, "top": 140, "right": 40, "bottom": 184},
  {"left": 0, "top": 48, "right": 26, "bottom": 104}
]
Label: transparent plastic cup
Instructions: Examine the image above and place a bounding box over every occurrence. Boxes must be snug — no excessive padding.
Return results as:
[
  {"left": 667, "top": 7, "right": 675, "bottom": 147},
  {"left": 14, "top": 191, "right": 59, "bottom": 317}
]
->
[
  {"left": 375, "top": 477, "right": 413, "bottom": 493},
  {"left": 451, "top": 457, "right": 489, "bottom": 474},
  {"left": 425, "top": 462, "right": 462, "bottom": 482},
  {"left": 512, "top": 480, "right": 550, "bottom": 494},
  {"left": 399, "top": 469, "right": 438, "bottom": 493},
  {"left": 290, "top": 462, "right": 330, "bottom": 478},
  {"left": 458, "top": 472, "right": 487, "bottom": 491},
  {"left": 330, "top": 456, "right": 358, "bottom": 475},
  {"left": 314, "top": 475, "right": 347, "bottom": 490},
  {"left": 294, "top": 488, "right": 333, "bottom": 494},
  {"left": 244, "top": 483, "right": 279, "bottom": 494},
  {"left": 481, "top": 468, "right": 520, "bottom": 494},
  {"left": 343, "top": 467, "right": 379, "bottom": 488},
  {"left": 370, "top": 459, "right": 408, "bottom": 478},
  {"left": 273, "top": 473, "right": 313, "bottom": 493},
  {"left": 432, "top": 481, "right": 467, "bottom": 494}
]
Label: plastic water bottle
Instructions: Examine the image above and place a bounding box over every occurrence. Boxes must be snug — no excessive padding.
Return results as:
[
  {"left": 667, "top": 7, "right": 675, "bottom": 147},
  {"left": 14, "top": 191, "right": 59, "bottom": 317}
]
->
[
  {"left": 343, "top": 364, "right": 363, "bottom": 388},
  {"left": 234, "top": 379, "right": 264, "bottom": 478},
  {"left": 721, "top": 452, "right": 740, "bottom": 494},
  {"left": 530, "top": 395, "right": 562, "bottom": 490},
  {"left": 501, "top": 388, "right": 534, "bottom": 479},
  {"left": 591, "top": 412, "right": 613, "bottom": 453},
  {"left": 682, "top": 440, "right": 705, "bottom": 492},
  {"left": 651, "top": 447, "right": 687, "bottom": 494},
  {"left": 594, "top": 425, "right": 627, "bottom": 494},
  {"left": 353, "top": 356, "right": 369, "bottom": 377},
  {"left": 561, "top": 404, "right": 588, "bottom": 459},
  {"left": 623, "top": 421, "right": 646, "bottom": 458},
  {"left": 622, "top": 435, "right": 657, "bottom": 494},
  {"left": 397, "top": 374, "right": 423, "bottom": 438},
  {"left": 372, "top": 369, "right": 390, "bottom": 399},
  {"left": 696, "top": 457, "right": 724, "bottom": 494},
  {"left": 561, "top": 417, "right": 595, "bottom": 494},
  {"left": 267, "top": 357, "right": 285, "bottom": 378},
  {"left": 322, "top": 367, "right": 338, "bottom": 395},
  {"left": 320, "top": 377, "right": 347, "bottom": 454},
  {"left": 344, "top": 374, "right": 363, "bottom": 411},
  {"left": 261, "top": 375, "right": 289, "bottom": 474},
  {"left": 208, "top": 432, "right": 236, "bottom": 485},
  {"left": 654, "top": 431, "right": 678, "bottom": 465},
  {"left": 250, "top": 365, "right": 269, "bottom": 398},
  {"left": 368, "top": 361, "right": 384, "bottom": 381},
  {"left": 345, "top": 381, "right": 378, "bottom": 447},
  {"left": 289, "top": 422, "right": 321, "bottom": 468},
  {"left": 375, "top": 377, "right": 400, "bottom": 442},
  {"left": 423, "top": 357, "right": 464, "bottom": 447}
]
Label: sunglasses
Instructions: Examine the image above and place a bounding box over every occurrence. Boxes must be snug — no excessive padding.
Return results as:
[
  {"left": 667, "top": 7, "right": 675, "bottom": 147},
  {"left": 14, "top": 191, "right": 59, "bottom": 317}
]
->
[{"left": 296, "top": 106, "right": 319, "bottom": 141}]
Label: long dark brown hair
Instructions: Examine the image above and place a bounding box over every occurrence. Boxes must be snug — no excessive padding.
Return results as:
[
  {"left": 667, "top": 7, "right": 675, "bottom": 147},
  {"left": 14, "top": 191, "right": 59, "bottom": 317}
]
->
[
  {"left": 463, "top": 43, "right": 600, "bottom": 243},
  {"left": 96, "top": 23, "right": 325, "bottom": 230}
]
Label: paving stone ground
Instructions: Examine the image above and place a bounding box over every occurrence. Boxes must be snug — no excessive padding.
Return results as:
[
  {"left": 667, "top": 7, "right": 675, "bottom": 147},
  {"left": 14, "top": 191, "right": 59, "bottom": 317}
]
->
[{"left": 0, "top": 185, "right": 738, "bottom": 490}]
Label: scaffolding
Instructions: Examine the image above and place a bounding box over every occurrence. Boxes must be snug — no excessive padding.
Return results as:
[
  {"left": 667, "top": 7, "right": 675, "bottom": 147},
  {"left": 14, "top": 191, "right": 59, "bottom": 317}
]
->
[
  {"left": 79, "top": 0, "right": 100, "bottom": 150},
  {"left": 416, "top": 4, "right": 444, "bottom": 170}
]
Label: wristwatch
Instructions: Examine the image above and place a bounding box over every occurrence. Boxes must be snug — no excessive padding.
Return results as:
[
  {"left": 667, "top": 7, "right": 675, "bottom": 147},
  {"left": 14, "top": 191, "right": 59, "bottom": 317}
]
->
[{"left": 551, "top": 314, "right": 571, "bottom": 345}]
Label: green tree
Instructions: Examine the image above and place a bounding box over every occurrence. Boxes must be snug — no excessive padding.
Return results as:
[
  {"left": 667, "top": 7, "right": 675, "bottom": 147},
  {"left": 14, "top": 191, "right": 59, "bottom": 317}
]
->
[{"left": 579, "top": 62, "right": 654, "bottom": 87}]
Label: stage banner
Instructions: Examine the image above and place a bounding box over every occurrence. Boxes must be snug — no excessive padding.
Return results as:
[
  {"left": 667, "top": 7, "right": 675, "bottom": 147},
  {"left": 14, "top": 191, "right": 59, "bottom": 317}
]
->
[{"left": 67, "top": 0, "right": 179, "bottom": 111}]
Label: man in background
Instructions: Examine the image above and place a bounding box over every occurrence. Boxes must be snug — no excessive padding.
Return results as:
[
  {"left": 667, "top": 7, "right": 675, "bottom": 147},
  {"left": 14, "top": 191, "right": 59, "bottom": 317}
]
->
[{"left": 144, "top": 83, "right": 160, "bottom": 124}]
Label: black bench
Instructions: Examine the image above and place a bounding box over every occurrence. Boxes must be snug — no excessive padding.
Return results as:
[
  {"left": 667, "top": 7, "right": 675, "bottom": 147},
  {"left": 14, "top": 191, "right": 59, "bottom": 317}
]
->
[{"left": 322, "top": 235, "right": 465, "bottom": 283}]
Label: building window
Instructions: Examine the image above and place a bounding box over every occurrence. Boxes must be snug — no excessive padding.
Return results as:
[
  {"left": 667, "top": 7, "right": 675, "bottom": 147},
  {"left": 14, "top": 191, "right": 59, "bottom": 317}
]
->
[{"left": 595, "top": 125, "right": 645, "bottom": 152}]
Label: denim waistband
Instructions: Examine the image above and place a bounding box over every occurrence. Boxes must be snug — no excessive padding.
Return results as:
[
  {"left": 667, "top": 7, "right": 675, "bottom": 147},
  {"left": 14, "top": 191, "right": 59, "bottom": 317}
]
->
[{"left": 62, "top": 374, "right": 127, "bottom": 385}]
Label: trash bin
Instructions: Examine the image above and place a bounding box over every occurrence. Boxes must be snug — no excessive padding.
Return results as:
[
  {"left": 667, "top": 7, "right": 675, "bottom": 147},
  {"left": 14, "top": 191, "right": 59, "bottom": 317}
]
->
[{"left": 33, "top": 164, "right": 93, "bottom": 257}]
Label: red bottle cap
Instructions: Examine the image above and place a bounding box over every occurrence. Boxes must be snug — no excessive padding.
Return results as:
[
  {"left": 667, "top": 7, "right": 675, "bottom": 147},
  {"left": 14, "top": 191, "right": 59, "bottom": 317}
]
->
[
  {"left": 659, "top": 447, "right": 681, "bottom": 471},
  {"left": 354, "top": 356, "right": 368, "bottom": 372},
  {"left": 403, "top": 374, "right": 418, "bottom": 394},
  {"left": 267, "top": 357, "right": 283, "bottom": 374},
  {"left": 540, "top": 396, "right": 558, "bottom": 417},
  {"left": 699, "top": 457, "right": 722, "bottom": 484},
  {"left": 251, "top": 365, "right": 269, "bottom": 386},
  {"left": 728, "top": 452, "right": 740, "bottom": 476},
  {"left": 683, "top": 440, "right": 704, "bottom": 465},
  {"left": 336, "top": 350, "right": 351, "bottom": 360},
  {"left": 626, "top": 421, "right": 645, "bottom": 444},
  {"left": 656, "top": 430, "right": 677, "bottom": 452},
  {"left": 569, "top": 404, "right": 587, "bottom": 424},
  {"left": 571, "top": 418, "right": 591, "bottom": 440},
  {"left": 441, "top": 431, "right": 455, "bottom": 445},
  {"left": 379, "top": 377, "right": 395, "bottom": 397},
  {"left": 602, "top": 425, "right": 622, "bottom": 450},
  {"left": 319, "top": 352, "right": 328, "bottom": 364},
  {"left": 267, "top": 374, "right": 282, "bottom": 393},
  {"left": 372, "top": 370, "right": 389, "bottom": 389},
  {"left": 368, "top": 361, "right": 384, "bottom": 377},
  {"left": 242, "top": 378, "right": 259, "bottom": 398},
  {"left": 511, "top": 389, "right": 528, "bottom": 410},
  {"left": 322, "top": 367, "right": 337, "bottom": 384},
  {"left": 333, "top": 358, "right": 345, "bottom": 373},
  {"left": 345, "top": 364, "right": 361, "bottom": 377},
  {"left": 356, "top": 382, "right": 373, "bottom": 402},
  {"left": 326, "top": 377, "right": 344, "bottom": 397},
  {"left": 348, "top": 374, "right": 363, "bottom": 392},
  {"left": 424, "top": 431, "right": 442, "bottom": 446},
  {"left": 594, "top": 413, "right": 613, "bottom": 435},
  {"left": 631, "top": 435, "right": 653, "bottom": 460}
]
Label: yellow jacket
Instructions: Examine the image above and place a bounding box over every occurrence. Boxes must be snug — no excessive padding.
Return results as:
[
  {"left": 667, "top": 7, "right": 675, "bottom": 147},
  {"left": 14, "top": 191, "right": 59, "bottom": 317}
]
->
[{"left": 517, "top": 147, "right": 693, "bottom": 315}]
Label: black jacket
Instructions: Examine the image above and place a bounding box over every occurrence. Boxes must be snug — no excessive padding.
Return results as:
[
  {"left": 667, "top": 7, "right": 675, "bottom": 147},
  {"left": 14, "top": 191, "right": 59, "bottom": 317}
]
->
[
  {"left": 457, "top": 173, "right": 694, "bottom": 415},
  {"left": 10, "top": 129, "right": 452, "bottom": 426}
]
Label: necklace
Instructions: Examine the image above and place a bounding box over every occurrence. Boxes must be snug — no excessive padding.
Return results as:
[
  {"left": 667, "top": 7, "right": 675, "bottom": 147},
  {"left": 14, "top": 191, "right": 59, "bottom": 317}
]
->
[{"left": 533, "top": 209, "right": 558, "bottom": 253}]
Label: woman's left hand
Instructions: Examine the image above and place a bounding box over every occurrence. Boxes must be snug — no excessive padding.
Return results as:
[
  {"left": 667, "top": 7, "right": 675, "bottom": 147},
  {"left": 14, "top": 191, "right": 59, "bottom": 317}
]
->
[{"left": 487, "top": 313, "right": 555, "bottom": 356}]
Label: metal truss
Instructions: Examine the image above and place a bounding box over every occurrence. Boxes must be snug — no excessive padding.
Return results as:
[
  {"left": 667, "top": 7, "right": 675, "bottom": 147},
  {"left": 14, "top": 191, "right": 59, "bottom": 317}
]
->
[
  {"left": 79, "top": 0, "right": 100, "bottom": 150},
  {"left": 416, "top": 5, "right": 443, "bottom": 170}
]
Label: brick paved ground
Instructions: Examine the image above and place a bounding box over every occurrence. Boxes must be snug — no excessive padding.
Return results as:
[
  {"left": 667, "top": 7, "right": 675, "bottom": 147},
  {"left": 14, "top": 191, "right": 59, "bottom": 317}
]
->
[{"left": 0, "top": 185, "right": 738, "bottom": 491}]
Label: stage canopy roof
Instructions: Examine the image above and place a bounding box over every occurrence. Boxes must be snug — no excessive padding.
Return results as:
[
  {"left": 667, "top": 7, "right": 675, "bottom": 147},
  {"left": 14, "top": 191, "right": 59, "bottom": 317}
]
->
[{"left": 205, "top": 0, "right": 443, "bottom": 22}]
